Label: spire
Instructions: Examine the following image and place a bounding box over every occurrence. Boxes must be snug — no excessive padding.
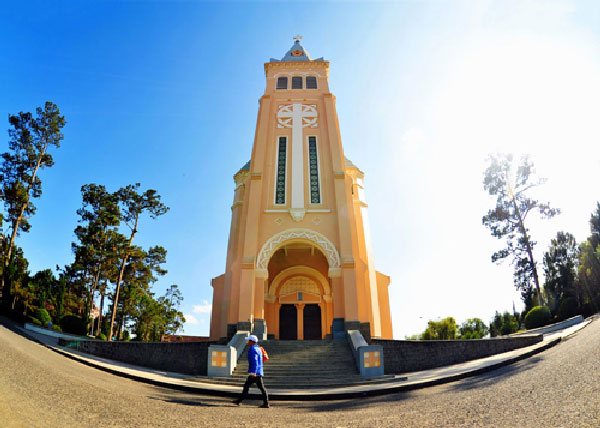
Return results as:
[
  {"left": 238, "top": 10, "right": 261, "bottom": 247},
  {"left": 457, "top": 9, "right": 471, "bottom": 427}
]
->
[{"left": 269, "top": 37, "right": 324, "bottom": 63}]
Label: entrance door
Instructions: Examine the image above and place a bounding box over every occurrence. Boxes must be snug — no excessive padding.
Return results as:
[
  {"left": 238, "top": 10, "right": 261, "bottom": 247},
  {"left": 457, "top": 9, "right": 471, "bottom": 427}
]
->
[
  {"left": 303, "top": 304, "right": 322, "bottom": 340},
  {"left": 279, "top": 304, "right": 297, "bottom": 340}
]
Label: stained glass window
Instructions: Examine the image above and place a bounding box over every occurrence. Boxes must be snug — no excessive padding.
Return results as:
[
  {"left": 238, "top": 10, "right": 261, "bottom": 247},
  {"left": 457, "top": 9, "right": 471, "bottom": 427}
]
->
[
  {"left": 275, "top": 137, "right": 287, "bottom": 204},
  {"left": 308, "top": 136, "right": 320, "bottom": 204}
]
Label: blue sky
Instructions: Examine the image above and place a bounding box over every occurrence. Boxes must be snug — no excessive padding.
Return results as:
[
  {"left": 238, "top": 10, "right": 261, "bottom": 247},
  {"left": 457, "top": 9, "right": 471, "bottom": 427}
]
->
[{"left": 2, "top": 1, "right": 599, "bottom": 338}]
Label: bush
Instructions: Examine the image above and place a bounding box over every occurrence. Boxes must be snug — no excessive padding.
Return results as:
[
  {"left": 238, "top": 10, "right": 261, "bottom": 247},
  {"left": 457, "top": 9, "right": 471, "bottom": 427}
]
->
[
  {"left": 524, "top": 306, "right": 551, "bottom": 329},
  {"left": 30, "top": 317, "right": 42, "bottom": 326},
  {"left": 500, "top": 312, "right": 519, "bottom": 335},
  {"left": 35, "top": 308, "right": 51, "bottom": 327},
  {"left": 97, "top": 333, "right": 107, "bottom": 341},
  {"left": 556, "top": 297, "right": 579, "bottom": 321},
  {"left": 52, "top": 324, "right": 63, "bottom": 333},
  {"left": 60, "top": 315, "right": 89, "bottom": 336}
]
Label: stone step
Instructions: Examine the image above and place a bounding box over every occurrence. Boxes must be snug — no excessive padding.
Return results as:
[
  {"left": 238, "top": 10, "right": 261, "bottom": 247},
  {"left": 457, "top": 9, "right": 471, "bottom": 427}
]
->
[
  {"left": 195, "top": 375, "right": 400, "bottom": 388},
  {"left": 235, "top": 359, "right": 356, "bottom": 365},
  {"left": 229, "top": 339, "right": 363, "bottom": 386},
  {"left": 235, "top": 363, "right": 356, "bottom": 369},
  {"left": 234, "top": 367, "right": 358, "bottom": 376}
]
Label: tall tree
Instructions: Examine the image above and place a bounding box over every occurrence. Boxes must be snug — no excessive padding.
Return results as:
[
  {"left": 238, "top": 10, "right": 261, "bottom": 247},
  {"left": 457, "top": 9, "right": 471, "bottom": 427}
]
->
[
  {"left": 543, "top": 231, "right": 578, "bottom": 313},
  {"left": 1, "top": 102, "right": 65, "bottom": 310},
  {"left": 576, "top": 203, "right": 600, "bottom": 313},
  {"left": 72, "top": 184, "right": 121, "bottom": 330},
  {"left": 482, "top": 154, "right": 560, "bottom": 307},
  {"left": 108, "top": 184, "right": 168, "bottom": 340}
]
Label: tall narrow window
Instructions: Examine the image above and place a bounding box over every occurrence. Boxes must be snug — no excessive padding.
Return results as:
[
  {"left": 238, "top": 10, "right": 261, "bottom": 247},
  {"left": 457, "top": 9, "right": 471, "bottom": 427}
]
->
[
  {"left": 276, "top": 77, "right": 288, "bottom": 90},
  {"left": 308, "top": 136, "right": 321, "bottom": 204},
  {"left": 275, "top": 137, "right": 287, "bottom": 204},
  {"left": 291, "top": 76, "right": 303, "bottom": 89},
  {"left": 306, "top": 76, "right": 317, "bottom": 89}
]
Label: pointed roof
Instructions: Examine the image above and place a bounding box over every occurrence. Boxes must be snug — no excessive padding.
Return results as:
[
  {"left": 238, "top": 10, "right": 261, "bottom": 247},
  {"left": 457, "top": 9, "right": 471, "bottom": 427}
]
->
[{"left": 269, "top": 37, "right": 325, "bottom": 63}]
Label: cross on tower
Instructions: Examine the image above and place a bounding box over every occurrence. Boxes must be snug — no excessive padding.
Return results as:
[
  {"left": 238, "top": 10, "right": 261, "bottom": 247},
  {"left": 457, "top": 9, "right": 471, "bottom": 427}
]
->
[
  {"left": 277, "top": 104, "right": 318, "bottom": 221},
  {"left": 293, "top": 35, "right": 302, "bottom": 42}
]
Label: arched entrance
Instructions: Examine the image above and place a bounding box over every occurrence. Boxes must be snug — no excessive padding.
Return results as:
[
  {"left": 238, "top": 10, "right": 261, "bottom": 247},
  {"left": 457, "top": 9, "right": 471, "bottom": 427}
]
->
[
  {"left": 279, "top": 305, "right": 297, "bottom": 340},
  {"left": 266, "top": 265, "right": 333, "bottom": 340},
  {"left": 258, "top": 228, "right": 340, "bottom": 341}
]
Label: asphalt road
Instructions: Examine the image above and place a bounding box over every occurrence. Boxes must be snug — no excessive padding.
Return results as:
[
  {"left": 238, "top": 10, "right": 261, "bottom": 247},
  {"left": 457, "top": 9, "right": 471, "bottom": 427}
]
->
[{"left": 1, "top": 318, "right": 598, "bottom": 428}]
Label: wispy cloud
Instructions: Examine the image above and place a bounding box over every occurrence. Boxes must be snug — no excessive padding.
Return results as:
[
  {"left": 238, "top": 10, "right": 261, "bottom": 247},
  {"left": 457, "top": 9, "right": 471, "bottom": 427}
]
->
[
  {"left": 193, "top": 300, "right": 212, "bottom": 314},
  {"left": 184, "top": 314, "right": 198, "bottom": 325}
]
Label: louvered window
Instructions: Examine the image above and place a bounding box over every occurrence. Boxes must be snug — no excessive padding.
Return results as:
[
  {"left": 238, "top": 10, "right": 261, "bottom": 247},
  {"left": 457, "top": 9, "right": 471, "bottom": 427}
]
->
[
  {"left": 308, "top": 136, "right": 321, "bottom": 204},
  {"left": 291, "top": 76, "right": 303, "bottom": 89},
  {"left": 275, "top": 137, "right": 287, "bottom": 204},
  {"left": 306, "top": 76, "right": 317, "bottom": 89},
  {"left": 276, "top": 77, "right": 288, "bottom": 90}
]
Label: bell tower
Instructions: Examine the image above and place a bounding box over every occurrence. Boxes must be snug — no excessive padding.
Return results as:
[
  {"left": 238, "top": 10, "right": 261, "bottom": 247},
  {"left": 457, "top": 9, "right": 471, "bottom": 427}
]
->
[{"left": 210, "top": 38, "right": 393, "bottom": 341}]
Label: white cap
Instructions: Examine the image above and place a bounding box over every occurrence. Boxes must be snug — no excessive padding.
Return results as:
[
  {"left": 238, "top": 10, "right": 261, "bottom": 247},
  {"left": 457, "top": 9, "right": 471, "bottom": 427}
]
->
[{"left": 245, "top": 334, "right": 258, "bottom": 343}]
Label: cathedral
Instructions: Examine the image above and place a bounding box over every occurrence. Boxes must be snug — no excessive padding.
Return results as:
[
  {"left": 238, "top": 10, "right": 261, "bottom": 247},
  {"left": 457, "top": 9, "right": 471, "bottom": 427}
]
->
[{"left": 209, "top": 38, "right": 393, "bottom": 341}]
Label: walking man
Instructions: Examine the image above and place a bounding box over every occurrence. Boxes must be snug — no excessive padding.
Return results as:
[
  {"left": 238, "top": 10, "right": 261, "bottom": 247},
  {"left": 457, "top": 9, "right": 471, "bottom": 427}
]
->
[{"left": 232, "top": 334, "right": 269, "bottom": 408}]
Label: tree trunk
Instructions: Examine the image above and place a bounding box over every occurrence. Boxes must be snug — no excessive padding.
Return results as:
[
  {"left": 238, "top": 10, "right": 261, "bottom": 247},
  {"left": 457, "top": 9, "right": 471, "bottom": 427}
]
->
[
  {"left": 1, "top": 141, "right": 48, "bottom": 309},
  {"left": 511, "top": 195, "right": 542, "bottom": 306},
  {"left": 96, "top": 291, "right": 105, "bottom": 336},
  {"left": 108, "top": 217, "right": 138, "bottom": 340}
]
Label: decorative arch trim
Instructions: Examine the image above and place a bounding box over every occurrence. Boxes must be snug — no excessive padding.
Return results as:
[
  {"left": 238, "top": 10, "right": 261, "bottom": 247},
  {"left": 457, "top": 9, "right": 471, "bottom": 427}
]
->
[
  {"left": 268, "top": 266, "right": 331, "bottom": 298},
  {"left": 255, "top": 228, "right": 341, "bottom": 278}
]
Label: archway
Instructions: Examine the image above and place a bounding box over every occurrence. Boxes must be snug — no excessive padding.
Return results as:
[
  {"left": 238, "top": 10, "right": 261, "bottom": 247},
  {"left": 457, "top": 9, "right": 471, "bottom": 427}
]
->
[{"left": 255, "top": 228, "right": 341, "bottom": 279}]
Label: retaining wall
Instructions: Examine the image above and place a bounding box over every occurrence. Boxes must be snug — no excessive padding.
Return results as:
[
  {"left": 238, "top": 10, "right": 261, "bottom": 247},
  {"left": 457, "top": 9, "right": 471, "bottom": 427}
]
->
[
  {"left": 371, "top": 335, "right": 542, "bottom": 375},
  {"left": 58, "top": 339, "right": 224, "bottom": 376}
]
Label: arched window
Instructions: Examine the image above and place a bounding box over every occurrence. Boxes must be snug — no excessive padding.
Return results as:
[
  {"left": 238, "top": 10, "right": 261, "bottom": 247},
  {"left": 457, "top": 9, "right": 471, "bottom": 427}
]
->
[
  {"left": 308, "top": 136, "right": 321, "bottom": 204},
  {"left": 306, "top": 76, "right": 317, "bottom": 89},
  {"left": 276, "top": 77, "right": 288, "bottom": 90},
  {"left": 275, "top": 137, "right": 287, "bottom": 205},
  {"left": 291, "top": 76, "right": 303, "bottom": 89}
]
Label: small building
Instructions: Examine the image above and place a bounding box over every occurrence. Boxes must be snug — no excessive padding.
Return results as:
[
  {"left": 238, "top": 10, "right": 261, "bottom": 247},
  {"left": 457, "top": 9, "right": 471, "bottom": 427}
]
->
[{"left": 209, "top": 38, "right": 393, "bottom": 341}]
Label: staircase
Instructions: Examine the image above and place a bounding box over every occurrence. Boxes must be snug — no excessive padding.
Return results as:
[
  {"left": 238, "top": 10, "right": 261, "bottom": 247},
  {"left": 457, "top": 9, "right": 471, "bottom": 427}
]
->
[{"left": 197, "top": 339, "right": 395, "bottom": 388}]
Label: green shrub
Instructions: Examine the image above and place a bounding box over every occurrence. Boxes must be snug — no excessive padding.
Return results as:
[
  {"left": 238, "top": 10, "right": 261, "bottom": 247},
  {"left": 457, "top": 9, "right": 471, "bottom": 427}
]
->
[
  {"left": 500, "top": 313, "right": 519, "bottom": 335},
  {"left": 60, "top": 315, "right": 89, "bottom": 335},
  {"left": 30, "top": 317, "right": 42, "bottom": 326},
  {"left": 524, "top": 306, "right": 551, "bottom": 329},
  {"left": 556, "top": 297, "right": 579, "bottom": 321},
  {"left": 52, "top": 324, "right": 63, "bottom": 333},
  {"left": 97, "top": 333, "right": 108, "bottom": 341},
  {"left": 35, "top": 308, "right": 51, "bottom": 327},
  {"left": 122, "top": 330, "right": 130, "bottom": 342}
]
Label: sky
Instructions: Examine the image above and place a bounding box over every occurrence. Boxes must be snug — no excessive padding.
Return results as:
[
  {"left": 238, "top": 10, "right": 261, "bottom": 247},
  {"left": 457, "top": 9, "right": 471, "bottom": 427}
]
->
[{"left": 1, "top": 0, "right": 599, "bottom": 339}]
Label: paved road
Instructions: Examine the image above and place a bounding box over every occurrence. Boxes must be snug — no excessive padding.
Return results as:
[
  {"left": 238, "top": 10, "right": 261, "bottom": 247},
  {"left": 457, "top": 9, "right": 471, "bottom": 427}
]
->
[{"left": 1, "top": 318, "right": 598, "bottom": 428}]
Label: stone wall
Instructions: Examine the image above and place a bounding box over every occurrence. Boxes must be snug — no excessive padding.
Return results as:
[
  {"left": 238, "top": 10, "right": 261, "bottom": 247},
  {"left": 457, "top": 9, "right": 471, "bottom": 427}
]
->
[
  {"left": 59, "top": 339, "right": 224, "bottom": 376},
  {"left": 371, "top": 335, "right": 542, "bottom": 374}
]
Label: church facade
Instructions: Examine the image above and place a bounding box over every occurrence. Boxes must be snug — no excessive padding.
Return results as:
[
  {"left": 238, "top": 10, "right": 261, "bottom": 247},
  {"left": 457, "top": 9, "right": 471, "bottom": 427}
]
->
[{"left": 209, "top": 39, "right": 393, "bottom": 341}]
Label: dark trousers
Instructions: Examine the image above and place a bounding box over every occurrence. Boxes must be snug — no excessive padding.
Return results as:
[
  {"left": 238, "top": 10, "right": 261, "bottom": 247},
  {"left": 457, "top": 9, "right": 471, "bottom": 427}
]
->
[{"left": 238, "top": 375, "right": 269, "bottom": 404}]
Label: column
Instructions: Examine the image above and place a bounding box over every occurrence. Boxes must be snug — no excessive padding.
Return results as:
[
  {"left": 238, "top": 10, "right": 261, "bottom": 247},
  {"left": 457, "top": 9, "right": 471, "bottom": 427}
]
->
[
  {"left": 274, "top": 302, "right": 281, "bottom": 339},
  {"left": 296, "top": 303, "right": 305, "bottom": 340},
  {"left": 319, "top": 302, "right": 326, "bottom": 339},
  {"left": 253, "top": 277, "right": 265, "bottom": 320}
]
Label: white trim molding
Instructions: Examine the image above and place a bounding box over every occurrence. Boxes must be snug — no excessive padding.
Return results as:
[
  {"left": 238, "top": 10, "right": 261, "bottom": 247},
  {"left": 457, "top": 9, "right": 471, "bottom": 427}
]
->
[{"left": 255, "top": 228, "right": 341, "bottom": 278}]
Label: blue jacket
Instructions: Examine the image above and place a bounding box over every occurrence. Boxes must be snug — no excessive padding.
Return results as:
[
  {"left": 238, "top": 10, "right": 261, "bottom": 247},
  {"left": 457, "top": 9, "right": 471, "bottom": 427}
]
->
[{"left": 247, "top": 344, "right": 264, "bottom": 376}]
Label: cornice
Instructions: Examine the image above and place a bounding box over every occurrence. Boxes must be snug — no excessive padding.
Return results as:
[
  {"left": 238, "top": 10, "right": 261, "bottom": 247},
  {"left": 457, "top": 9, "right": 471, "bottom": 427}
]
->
[{"left": 264, "top": 61, "right": 330, "bottom": 77}]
